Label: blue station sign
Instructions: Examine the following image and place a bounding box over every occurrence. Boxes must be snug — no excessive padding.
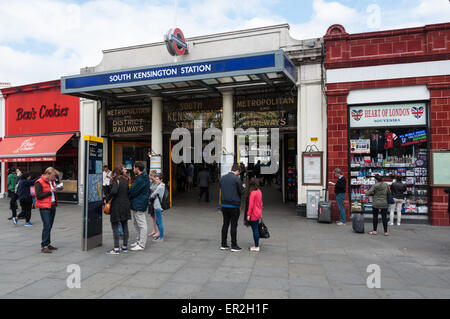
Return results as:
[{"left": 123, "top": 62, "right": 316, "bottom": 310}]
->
[{"left": 61, "top": 50, "right": 297, "bottom": 94}]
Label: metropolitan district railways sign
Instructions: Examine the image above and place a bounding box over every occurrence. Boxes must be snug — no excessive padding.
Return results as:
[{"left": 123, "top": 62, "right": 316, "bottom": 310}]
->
[{"left": 349, "top": 103, "right": 427, "bottom": 128}]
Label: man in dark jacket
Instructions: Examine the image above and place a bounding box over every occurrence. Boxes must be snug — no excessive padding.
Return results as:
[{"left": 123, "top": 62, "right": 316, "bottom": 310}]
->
[
  {"left": 129, "top": 162, "right": 150, "bottom": 251},
  {"left": 219, "top": 163, "right": 246, "bottom": 251},
  {"left": 330, "top": 168, "right": 347, "bottom": 225},
  {"left": 389, "top": 176, "right": 407, "bottom": 226}
]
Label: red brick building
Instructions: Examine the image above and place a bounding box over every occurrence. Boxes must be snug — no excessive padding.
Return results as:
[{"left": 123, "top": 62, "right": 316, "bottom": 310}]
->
[{"left": 324, "top": 23, "right": 450, "bottom": 226}]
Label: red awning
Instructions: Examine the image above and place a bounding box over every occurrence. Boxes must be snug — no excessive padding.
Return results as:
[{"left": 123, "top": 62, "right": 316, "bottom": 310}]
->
[{"left": 0, "top": 134, "right": 73, "bottom": 163}]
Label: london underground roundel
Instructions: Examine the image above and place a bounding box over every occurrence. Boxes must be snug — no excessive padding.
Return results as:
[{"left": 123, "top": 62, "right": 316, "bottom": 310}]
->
[{"left": 165, "top": 28, "right": 189, "bottom": 56}]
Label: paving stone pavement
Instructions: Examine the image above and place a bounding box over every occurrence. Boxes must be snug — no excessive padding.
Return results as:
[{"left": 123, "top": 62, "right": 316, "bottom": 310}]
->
[{"left": 0, "top": 184, "right": 449, "bottom": 299}]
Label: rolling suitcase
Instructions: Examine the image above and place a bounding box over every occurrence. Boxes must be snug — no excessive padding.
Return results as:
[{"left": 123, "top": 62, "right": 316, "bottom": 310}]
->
[
  {"left": 318, "top": 189, "right": 332, "bottom": 223},
  {"left": 352, "top": 213, "right": 365, "bottom": 233}
]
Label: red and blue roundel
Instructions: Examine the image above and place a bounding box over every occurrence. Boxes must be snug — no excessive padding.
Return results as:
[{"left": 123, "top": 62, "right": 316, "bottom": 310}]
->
[
  {"left": 351, "top": 109, "right": 363, "bottom": 121},
  {"left": 411, "top": 106, "right": 424, "bottom": 119},
  {"left": 165, "top": 28, "right": 188, "bottom": 56}
]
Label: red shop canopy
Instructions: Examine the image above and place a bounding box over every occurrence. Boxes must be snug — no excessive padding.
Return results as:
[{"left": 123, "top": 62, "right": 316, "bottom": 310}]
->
[{"left": 0, "top": 134, "right": 73, "bottom": 163}]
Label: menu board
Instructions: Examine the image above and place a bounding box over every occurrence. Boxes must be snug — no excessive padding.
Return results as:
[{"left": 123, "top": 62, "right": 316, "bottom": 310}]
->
[{"left": 302, "top": 153, "right": 323, "bottom": 185}]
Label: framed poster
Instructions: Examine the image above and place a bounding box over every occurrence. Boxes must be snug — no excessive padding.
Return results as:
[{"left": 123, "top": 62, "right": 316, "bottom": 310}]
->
[
  {"left": 431, "top": 150, "right": 450, "bottom": 187},
  {"left": 302, "top": 152, "right": 323, "bottom": 185}
]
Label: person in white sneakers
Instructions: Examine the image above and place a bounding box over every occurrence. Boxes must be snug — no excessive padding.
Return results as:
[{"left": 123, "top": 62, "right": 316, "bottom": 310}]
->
[
  {"left": 245, "top": 178, "right": 263, "bottom": 252},
  {"left": 389, "top": 175, "right": 406, "bottom": 226}
]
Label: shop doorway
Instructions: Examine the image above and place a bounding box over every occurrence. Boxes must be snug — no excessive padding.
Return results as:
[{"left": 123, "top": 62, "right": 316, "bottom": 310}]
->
[{"left": 112, "top": 141, "right": 151, "bottom": 181}]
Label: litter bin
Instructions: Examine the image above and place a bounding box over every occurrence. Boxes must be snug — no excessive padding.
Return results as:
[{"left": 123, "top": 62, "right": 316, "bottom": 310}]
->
[{"left": 296, "top": 204, "right": 306, "bottom": 217}]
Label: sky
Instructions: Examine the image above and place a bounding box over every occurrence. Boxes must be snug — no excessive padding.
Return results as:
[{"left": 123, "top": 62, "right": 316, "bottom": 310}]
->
[{"left": 0, "top": 0, "right": 449, "bottom": 86}]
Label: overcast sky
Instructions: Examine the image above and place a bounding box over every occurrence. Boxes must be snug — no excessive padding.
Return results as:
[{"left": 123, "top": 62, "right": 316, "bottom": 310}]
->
[{"left": 0, "top": 0, "right": 449, "bottom": 86}]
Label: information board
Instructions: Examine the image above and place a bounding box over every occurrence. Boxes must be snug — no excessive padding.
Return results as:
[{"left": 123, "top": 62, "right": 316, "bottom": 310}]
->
[
  {"left": 431, "top": 150, "right": 450, "bottom": 187},
  {"left": 83, "top": 136, "right": 104, "bottom": 251}
]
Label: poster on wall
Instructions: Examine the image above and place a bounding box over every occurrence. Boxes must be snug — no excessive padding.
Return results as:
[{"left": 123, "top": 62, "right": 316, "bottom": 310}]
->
[
  {"left": 302, "top": 153, "right": 323, "bottom": 185},
  {"left": 349, "top": 103, "right": 426, "bottom": 128},
  {"left": 350, "top": 139, "right": 370, "bottom": 154}
]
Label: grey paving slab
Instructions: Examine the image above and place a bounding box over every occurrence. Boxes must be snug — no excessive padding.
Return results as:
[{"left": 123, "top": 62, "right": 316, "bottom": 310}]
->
[
  {"left": 331, "top": 285, "right": 379, "bottom": 299},
  {"left": 194, "top": 281, "right": 247, "bottom": 299},
  {"left": 122, "top": 271, "right": 172, "bottom": 289},
  {"left": 170, "top": 267, "right": 216, "bottom": 285},
  {"left": 289, "top": 285, "right": 335, "bottom": 299},
  {"left": 101, "top": 286, "right": 157, "bottom": 299},
  {"left": 210, "top": 266, "right": 253, "bottom": 283},
  {"left": 244, "top": 288, "right": 289, "bottom": 299},
  {"left": 152, "top": 281, "right": 203, "bottom": 299},
  {"left": 289, "top": 274, "right": 331, "bottom": 289},
  {"left": 5, "top": 278, "right": 68, "bottom": 298},
  {"left": 247, "top": 275, "right": 290, "bottom": 291}
]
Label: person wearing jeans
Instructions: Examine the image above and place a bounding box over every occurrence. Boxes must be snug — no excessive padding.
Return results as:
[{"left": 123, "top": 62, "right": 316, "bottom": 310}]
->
[
  {"left": 330, "top": 168, "right": 347, "bottom": 225},
  {"left": 150, "top": 174, "right": 166, "bottom": 242},
  {"left": 219, "top": 164, "right": 246, "bottom": 252},
  {"left": 35, "top": 167, "right": 60, "bottom": 253},
  {"left": 246, "top": 177, "right": 263, "bottom": 252},
  {"left": 128, "top": 162, "right": 150, "bottom": 251}
]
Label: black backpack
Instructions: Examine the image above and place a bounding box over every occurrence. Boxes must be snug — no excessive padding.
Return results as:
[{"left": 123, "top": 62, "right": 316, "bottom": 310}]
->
[{"left": 157, "top": 185, "right": 171, "bottom": 210}]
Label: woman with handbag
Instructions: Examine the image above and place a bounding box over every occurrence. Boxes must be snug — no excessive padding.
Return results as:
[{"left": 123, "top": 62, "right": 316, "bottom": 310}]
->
[
  {"left": 245, "top": 178, "right": 263, "bottom": 252},
  {"left": 365, "top": 174, "right": 389, "bottom": 236},
  {"left": 105, "top": 167, "right": 131, "bottom": 255}
]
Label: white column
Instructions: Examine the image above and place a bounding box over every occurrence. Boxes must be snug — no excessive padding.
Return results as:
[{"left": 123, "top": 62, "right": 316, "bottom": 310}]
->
[
  {"left": 221, "top": 89, "right": 234, "bottom": 176},
  {"left": 151, "top": 97, "right": 163, "bottom": 173}
]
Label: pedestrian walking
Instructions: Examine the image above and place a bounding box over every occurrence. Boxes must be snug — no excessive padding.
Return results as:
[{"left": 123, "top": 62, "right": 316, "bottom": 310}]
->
[
  {"left": 245, "top": 178, "right": 263, "bottom": 252},
  {"left": 17, "top": 173, "right": 39, "bottom": 227},
  {"left": 7, "top": 168, "right": 18, "bottom": 223},
  {"left": 148, "top": 170, "right": 160, "bottom": 239},
  {"left": 129, "top": 162, "right": 150, "bottom": 251},
  {"left": 219, "top": 163, "right": 246, "bottom": 252},
  {"left": 35, "top": 167, "right": 60, "bottom": 253},
  {"left": 365, "top": 174, "right": 389, "bottom": 236},
  {"left": 198, "top": 164, "right": 210, "bottom": 202},
  {"left": 389, "top": 175, "right": 407, "bottom": 226},
  {"left": 149, "top": 173, "right": 166, "bottom": 242},
  {"left": 105, "top": 168, "right": 131, "bottom": 254},
  {"left": 329, "top": 168, "right": 347, "bottom": 225}
]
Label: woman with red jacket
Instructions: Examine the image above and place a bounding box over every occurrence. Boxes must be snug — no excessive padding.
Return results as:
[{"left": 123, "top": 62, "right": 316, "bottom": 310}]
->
[{"left": 245, "top": 177, "right": 263, "bottom": 252}]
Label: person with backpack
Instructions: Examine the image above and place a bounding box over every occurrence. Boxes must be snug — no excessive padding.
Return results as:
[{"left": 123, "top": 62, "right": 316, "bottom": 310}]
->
[
  {"left": 389, "top": 175, "right": 407, "bottom": 226},
  {"left": 245, "top": 178, "right": 263, "bottom": 252},
  {"left": 128, "top": 162, "right": 150, "bottom": 251},
  {"left": 150, "top": 173, "right": 166, "bottom": 242},
  {"left": 105, "top": 167, "right": 131, "bottom": 255},
  {"left": 365, "top": 174, "right": 389, "bottom": 236},
  {"left": 17, "top": 172, "right": 39, "bottom": 227}
]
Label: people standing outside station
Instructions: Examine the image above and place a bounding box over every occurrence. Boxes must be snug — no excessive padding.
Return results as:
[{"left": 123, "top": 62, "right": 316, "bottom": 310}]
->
[
  {"left": 17, "top": 173, "right": 38, "bottom": 227},
  {"left": 129, "top": 162, "right": 150, "bottom": 251},
  {"left": 254, "top": 160, "right": 262, "bottom": 184},
  {"left": 389, "top": 175, "right": 407, "bottom": 226},
  {"left": 245, "top": 178, "right": 263, "bottom": 252},
  {"left": 7, "top": 168, "right": 18, "bottom": 223},
  {"left": 365, "top": 174, "right": 389, "bottom": 236},
  {"left": 105, "top": 167, "right": 131, "bottom": 255},
  {"left": 35, "top": 167, "right": 60, "bottom": 253},
  {"left": 219, "top": 163, "right": 246, "bottom": 252},
  {"left": 150, "top": 173, "right": 166, "bottom": 242},
  {"left": 103, "top": 165, "right": 113, "bottom": 198},
  {"left": 148, "top": 170, "right": 160, "bottom": 239},
  {"left": 117, "top": 164, "right": 131, "bottom": 237},
  {"left": 198, "top": 164, "right": 210, "bottom": 202},
  {"left": 329, "top": 168, "right": 347, "bottom": 226},
  {"left": 239, "top": 162, "right": 246, "bottom": 182}
]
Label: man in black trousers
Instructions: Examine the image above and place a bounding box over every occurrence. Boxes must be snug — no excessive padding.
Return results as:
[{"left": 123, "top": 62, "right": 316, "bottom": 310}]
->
[{"left": 219, "top": 163, "right": 246, "bottom": 252}]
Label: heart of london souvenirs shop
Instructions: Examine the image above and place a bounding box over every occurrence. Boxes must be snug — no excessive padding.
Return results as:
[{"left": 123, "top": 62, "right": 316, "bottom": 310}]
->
[{"left": 348, "top": 102, "right": 430, "bottom": 223}]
